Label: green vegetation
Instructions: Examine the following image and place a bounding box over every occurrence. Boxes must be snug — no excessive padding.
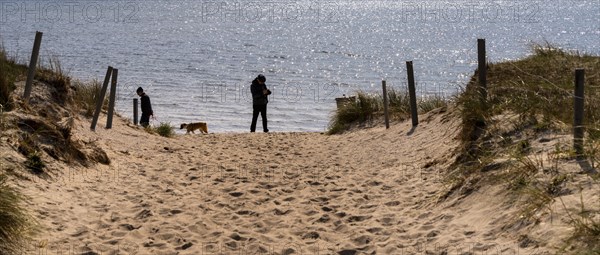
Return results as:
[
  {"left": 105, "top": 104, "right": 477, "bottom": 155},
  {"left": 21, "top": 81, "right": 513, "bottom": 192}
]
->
[
  {"left": 153, "top": 122, "right": 175, "bottom": 137},
  {"left": 0, "top": 47, "right": 27, "bottom": 111},
  {"left": 457, "top": 44, "right": 600, "bottom": 160},
  {"left": 327, "top": 92, "right": 380, "bottom": 134},
  {"left": 0, "top": 52, "right": 33, "bottom": 254},
  {"left": 35, "top": 56, "right": 71, "bottom": 104},
  {"left": 4, "top": 36, "right": 600, "bottom": 254},
  {"left": 24, "top": 152, "right": 45, "bottom": 174},
  {"left": 72, "top": 79, "right": 105, "bottom": 117},
  {"left": 1, "top": 49, "right": 112, "bottom": 253},
  {"left": 451, "top": 43, "right": 600, "bottom": 254},
  {"left": 0, "top": 174, "right": 35, "bottom": 255},
  {"left": 327, "top": 89, "right": 447, "bottom": 134}
]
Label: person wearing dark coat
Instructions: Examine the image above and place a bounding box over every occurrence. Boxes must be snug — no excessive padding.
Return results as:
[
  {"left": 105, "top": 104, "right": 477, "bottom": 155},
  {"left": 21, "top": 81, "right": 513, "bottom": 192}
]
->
[
  {"left": 137, "top": 87, "right": 153, "bottom": 127},
  {"left": 250, "top": 74, "right": 271, "bottom": 132}
]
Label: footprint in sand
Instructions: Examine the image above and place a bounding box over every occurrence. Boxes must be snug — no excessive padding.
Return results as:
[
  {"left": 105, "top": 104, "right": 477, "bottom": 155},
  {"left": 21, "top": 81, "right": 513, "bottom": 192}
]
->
[
  {"left": 335, "top": 211, "right": 347, "bottom": 218},
  {"left": 322, "top": 206, "right": 334, "bottom": 212},
  {"left": 377, "top": 216, "right": 396, "bottom": 226},
  {"left": 302, "top": 231, "right": 320, "bottom": 239},
  {"left": 229, "top": 232, "right": 248, "bottom": 241},
  {"left": 229, "top": 191, "right": 244, "bottom": 197},
  {"left": 119, "top": 223, "right": 141, "bottom": 231},
  {"left": 135, "top": 209, "right": 153, "bottom": 219},
  {"left": 353, "top": 235, "right": 373, "bottom": 245},
  {"left": 274, "top": 208, "right": 292, "bottom": 215},
  {"left": 316, "top": 214, "right": 330, "bottom": 223},
  {"left": 419, "top": 224, "right": 435, "bottom": 231},
  {"left": 176, "top": 242, "right": 193, "bottom": 250},
  {"left": 237, "top": 210, "right": 259, "bottom": 216},
  {"left": 303, "top": 209, "right": 319, "bottom": 216},
  {"left": 346, "top": 215, "right": 371, "bottom": 223},
  {"left": 426, "top": 230, "right": 440, "bottom": 238},
  {"left": 384, "top": 201, "right": 401, "bottom": 206},
  {"left": 366, "top": 227, "right": 383, "bottom": 234},
  {"left": 338, "top": 249, "right": 358, "bottom": 255},
  {"left": 169, "top": 209, "right": 183, "bottom": 215}
]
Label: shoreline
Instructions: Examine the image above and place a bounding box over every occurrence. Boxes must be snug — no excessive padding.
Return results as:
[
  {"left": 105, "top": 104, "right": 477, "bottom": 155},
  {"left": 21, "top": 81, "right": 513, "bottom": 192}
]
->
[
  {"left": 3, "top": 96, "right": 596, "bottom": 254},
  {"left": 2, "top": 44, "right": 599, "bottom": 254}
]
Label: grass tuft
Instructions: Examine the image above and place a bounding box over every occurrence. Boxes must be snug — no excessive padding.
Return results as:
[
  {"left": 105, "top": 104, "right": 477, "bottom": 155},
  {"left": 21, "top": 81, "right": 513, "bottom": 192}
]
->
[
  {"left": 25, "top": 151, "right": 45, "bottom": 174},
  {"left": 0, "top": 46, "right": 26, "bottom": 111},
  {"left": 560, "top": 189, "right": 600, "bottom": 254},
  {"left": 71, "top": 79, "right": 106, "bottom": 117},
  {"left": 0, "top": 174, "right": 36, "bottom": 254},
  {"left": 35, "top": 56, "right": 71, "bottom": 104},
  {"left": 154, "top": 122, "right": 175, "bottom": 138},
  {"left": 451, "top": 42, "right": 600, "bottom": 254},
  {"left": 0, "top": 50, "right": 11, "bottom": 110},
  {"left": 327, "top": 88, "right": 447, "bottom": 134}
]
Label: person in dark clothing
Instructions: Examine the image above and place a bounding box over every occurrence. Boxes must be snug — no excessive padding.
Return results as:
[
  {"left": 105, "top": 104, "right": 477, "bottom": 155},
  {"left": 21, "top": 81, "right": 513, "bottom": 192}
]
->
[
  {"left": 137, "top": 87, "right": 153, "bottom": 127},
  {"left": 250, "top": 74, "right": 271, "bottom": 132}
]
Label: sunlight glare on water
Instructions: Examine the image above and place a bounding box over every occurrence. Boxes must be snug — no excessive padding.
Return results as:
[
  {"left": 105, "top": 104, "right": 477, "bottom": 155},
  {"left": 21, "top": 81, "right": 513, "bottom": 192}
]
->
[{"left": 0, "top": 0, "right": 598, "bottom": 132}]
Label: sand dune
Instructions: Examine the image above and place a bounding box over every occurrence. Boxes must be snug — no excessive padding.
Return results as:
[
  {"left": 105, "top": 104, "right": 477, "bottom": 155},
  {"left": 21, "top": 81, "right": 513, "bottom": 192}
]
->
[{"left": 5, "top": 108, "right": 595, "bottom": 255}]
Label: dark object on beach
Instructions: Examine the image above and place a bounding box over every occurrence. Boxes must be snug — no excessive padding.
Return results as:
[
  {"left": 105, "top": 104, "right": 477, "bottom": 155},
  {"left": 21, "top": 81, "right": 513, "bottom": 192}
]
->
[
  {"left": 137, "top": 87, "right": 153, "bottom": 127},
  {"left": 250, "top": 74, "right": 270, "bottom": 133}
]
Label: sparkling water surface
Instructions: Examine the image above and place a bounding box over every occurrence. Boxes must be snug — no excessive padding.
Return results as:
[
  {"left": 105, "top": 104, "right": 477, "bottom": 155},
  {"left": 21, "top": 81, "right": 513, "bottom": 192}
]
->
[{"left": 1, "top": 0, "right": 598, "bottom": 132}]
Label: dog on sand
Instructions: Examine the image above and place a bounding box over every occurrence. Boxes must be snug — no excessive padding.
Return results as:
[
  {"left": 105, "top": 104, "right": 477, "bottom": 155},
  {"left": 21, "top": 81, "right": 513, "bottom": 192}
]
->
[{"left": 180, "top": 122, "right": 208, "bottom": 134}]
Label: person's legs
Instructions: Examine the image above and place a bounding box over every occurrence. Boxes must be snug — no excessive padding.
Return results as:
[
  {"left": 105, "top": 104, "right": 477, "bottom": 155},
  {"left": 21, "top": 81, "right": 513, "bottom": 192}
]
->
[
  {"left": 250, "top": 105, "right": 260, "bottom": 132},
  {"left": 140, "top": 114, "right": 150, "bottom": 127},
  {"left": 260, "top": 105, "right": 268, "bottom": 132}
]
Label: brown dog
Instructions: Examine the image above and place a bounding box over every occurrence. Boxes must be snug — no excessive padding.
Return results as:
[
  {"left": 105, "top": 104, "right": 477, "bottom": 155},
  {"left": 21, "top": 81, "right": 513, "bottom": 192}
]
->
[{"left": 180, "top": 122, "right": 208, "bottom": 134}]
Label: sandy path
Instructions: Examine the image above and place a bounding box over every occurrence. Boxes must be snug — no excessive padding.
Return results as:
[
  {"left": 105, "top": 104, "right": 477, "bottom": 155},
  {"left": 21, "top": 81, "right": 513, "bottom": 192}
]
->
[{"left": 15, "top": 111, "right": 553, "bottom": 254}]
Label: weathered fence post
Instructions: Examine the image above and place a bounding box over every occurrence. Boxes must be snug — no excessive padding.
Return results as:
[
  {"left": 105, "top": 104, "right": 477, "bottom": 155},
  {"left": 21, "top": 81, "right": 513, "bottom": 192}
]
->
[
  {"left": 574, "top": 68, "right": 585, "bottom": 156},
  {"left": 382, "top": 80, "right": 390, "bottom": 129},
  {"left": 23, "top": 31, "right": 43, "bottom": 101},
  {"left": 406, "top": 61, "right": 418, "bottom": 126},
  {"left": 477, "top": 38, "right": 487, "bottom": 103},
  {"left": 133, "top": 98, "right": 139, "bottom": 125},
  {"left": 106, "top": 69, "right": 118, "bottom": 129},
  {"left": 91, "top": 66, "right": 113, "bottom": 131}
]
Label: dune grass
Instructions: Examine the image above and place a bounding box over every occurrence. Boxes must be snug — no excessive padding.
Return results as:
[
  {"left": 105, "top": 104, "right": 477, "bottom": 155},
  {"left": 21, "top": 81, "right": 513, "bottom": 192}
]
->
[
  {"left": 0, "top": 48, "right": 36, "bottom": 254},
  {"left": 71, "top": 79, "right": 106, "bottom": 117},
  {"left": 327, "top": 88, "right": 448, "bottom": 134},
  {"left": 0, "top": 50, "right": 10, "bottom": 110},
  {"left": 457, "top": 44, "right": 600, "bottom": 153},
  {"left": 35, "top": 56, "right": 72, "bottom": 104},
  {"left": 1, "top": 50, "right": 110, "bottom": 252},
  {"left": 0, "top": 47, "right": 26, "bottom": 111},
  {"left": 452, "top": 43, "right": 600, "bottom": 253},
  {"left": 327, "top": 92, "right": 381, "bottom": 134},
  {"left": 152, "top": 122, "right": 175, "bottom": 138},
  {"left": 0, "top": 174, "right": 35, "bottom": 255}
]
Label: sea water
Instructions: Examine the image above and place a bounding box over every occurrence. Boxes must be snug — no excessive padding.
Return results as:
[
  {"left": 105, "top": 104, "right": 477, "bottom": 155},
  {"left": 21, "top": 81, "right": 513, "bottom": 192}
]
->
[{"left": 0, "top": 0, "right": 598, "bottom": 132}]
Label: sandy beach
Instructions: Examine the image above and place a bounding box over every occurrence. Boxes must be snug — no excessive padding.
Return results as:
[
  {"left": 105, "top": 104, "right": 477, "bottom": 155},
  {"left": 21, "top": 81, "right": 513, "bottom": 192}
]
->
[
  {"left": 0, "top": 108, "right": 560, "bottom": 255},
  {"left": 1, "top": 1, "right": 599, "bottom": 253},
  {"left": 0, "top": 89, "right": 597, "bottom": 254}
]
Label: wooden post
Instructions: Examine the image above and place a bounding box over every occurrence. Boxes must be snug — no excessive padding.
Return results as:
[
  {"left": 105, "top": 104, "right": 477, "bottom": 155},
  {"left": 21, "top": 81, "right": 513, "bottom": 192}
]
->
[
  {"left": 133, "top": 98, "right": 139, "bottom": 125},
  {"left": 90, "top": 66, "right": 113, "bottom": 131},
  {"left": 574, "top": 69, "right": 585, "bottom": 156},
  {"left": 106, "top": 69, "right": 118, "bottom": 129},
  {"left": 382, "top": 80, "right": 390, "bottom": 129},
  {"left": 406, "top": 61, "right": 418, "bottom": 126},
  {"left": 477, "top": 38, "right": 487, "bottom": 103},
  {"left": 23, "top": 31, "right": 43, "bottom": 100}
]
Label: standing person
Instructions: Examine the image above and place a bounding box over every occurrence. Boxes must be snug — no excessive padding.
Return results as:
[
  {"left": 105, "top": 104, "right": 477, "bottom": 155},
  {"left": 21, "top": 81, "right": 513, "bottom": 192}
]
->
[
  {"left": 137, "top": 87, "right": 153, "bottom": 127},
  {"left": 250, "top": 74, "right": 271, "bottom": 132}
]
